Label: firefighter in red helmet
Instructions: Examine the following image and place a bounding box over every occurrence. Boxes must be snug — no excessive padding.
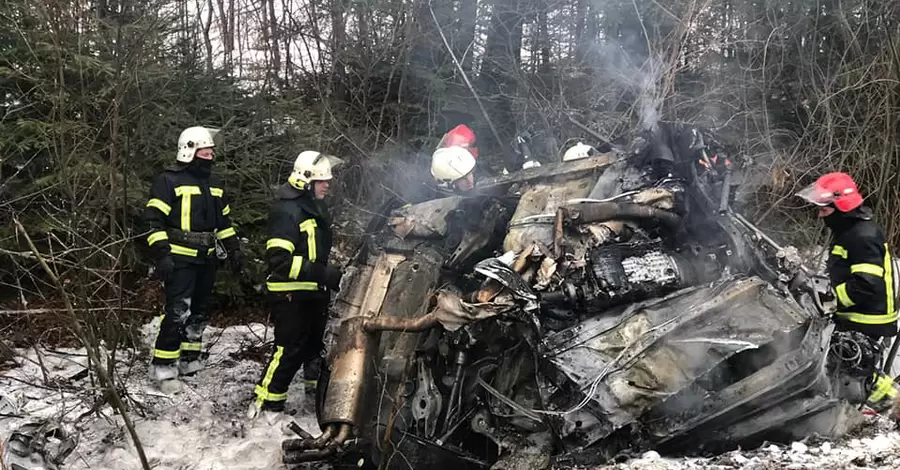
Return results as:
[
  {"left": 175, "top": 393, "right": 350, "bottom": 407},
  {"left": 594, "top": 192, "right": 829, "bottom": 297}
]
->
[
  {"left": 437, "top": 124, "right": 479, "bottom": 159},
  {"left": 798, "top": 172, "right": 900, "bottom": 412},
  {"left": 432, "top": 124, "right": 479, "bottom": 193},
  {"left": 797, "top": 172, "right": 897, "bottom": 338}
]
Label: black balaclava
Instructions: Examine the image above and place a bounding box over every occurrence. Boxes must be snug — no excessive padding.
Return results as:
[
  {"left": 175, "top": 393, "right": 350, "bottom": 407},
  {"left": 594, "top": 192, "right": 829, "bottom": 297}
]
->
[
  {"left": 824, "top": 205, "right": 872, "bottom": 233},
  {"left": 188, "top": 158, "right": 213, "bottom": 178}
]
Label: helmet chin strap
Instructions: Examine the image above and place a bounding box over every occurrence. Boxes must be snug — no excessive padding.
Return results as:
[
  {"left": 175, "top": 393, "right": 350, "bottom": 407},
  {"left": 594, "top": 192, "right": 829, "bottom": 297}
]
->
[{"left": 288, "top": 177, "right": 307, "bottom": 191}]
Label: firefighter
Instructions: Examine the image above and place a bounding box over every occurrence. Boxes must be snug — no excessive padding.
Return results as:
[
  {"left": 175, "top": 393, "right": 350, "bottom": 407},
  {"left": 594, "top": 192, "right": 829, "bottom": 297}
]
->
[
  {"left": 437, "top": 124, "right": 479, "bottom": 159},
  {"left": 248, "top": 150, "right": 343, "bottom": 420},
  {"left": 143, "top": 126, "right": 244, "bottom": 381},
  {"left": 433, "top": 124, "right": 478, "bottom": 193},
  {"left": 796, "top": 172, "right": 897, "bottom": 338},
  {"left": 797, "top": 172, "right": 899, "bottom": 412},
  {"left": 562, "top": 142, "right": 599, "bottom": 162},
  {"left": 431, "top": 145, "right": 477, "bottom": 193}
]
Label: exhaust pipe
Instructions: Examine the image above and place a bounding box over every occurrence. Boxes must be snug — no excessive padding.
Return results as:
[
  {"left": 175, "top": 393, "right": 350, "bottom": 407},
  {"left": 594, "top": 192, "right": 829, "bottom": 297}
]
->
[
  {"left": 321, "top": 317, "right": 378, "bottom": 428},
  {"left": 283, "top": 316, "right": 377, "bottom": 464},
  {"left": 283, "top": 252, "right": 440, "bottom": 464},
  {"left": 565, "top": 201, "right": 683, "bottom": 230}
]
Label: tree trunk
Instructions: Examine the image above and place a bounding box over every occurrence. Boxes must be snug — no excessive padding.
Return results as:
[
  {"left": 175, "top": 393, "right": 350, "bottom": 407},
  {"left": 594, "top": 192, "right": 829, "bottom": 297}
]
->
[
  {"left": 282, "top": 0, "right": 292, "bottom": 87},
  {"left": 267, "top": 0, "right": 282, "bottom": 83},
  {"left": 201, "top": 0, "right": 214, "bottom": 73},
  {"left": 330, "top": 0, "right": 349, "bottom": 113},
  {"left": 214, "top": 0, "right": 234, "bottom": 71},
  {"left": 480, "top": 0, "right": 524, "bottom": 156},
  {"left": 357, "top": 0, "right": 369, "bottom": 53},
  {"left": 456, "top": 0, "right": 478, "bottom": 71},
  {"left": 538, "top": 1, "right": 550, "bottom": 73},
  {"left": 574, "top": 0, "right": 586, "bottom": 60}
]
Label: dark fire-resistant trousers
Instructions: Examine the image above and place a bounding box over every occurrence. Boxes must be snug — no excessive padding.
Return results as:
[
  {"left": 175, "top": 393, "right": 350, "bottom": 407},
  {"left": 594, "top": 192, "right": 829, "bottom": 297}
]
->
[
  {"left": 253, "top": 292, "right": 329, "bottom": 410},
  {"left": 151, "top": 261, "right": 217, "bottom": 365}
]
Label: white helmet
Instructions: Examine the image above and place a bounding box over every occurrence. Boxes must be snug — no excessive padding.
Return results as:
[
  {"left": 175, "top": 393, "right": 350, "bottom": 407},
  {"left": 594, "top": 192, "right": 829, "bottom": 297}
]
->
[
  {"left": 176, "top": 126, "right": 218, "bottom": 163},
  {"left": 562, "top": 142, "right": 598, "bottom": 162},
  {"left": 431, "top": 146, "right": 476, "bottom": 185},
  {"left": 288, "top": 151, "right": 343, "bottom": 190}
]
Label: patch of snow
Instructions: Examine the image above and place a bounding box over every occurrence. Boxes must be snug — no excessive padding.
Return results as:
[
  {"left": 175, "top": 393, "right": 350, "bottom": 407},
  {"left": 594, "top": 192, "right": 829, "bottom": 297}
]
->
[
  {"left": 599, "top": 426, "right": 900, "bottom": 470},
  {"left": 0, "top": 320, "right": 321, "bottom": 470},
  {"left": 4, "top": 319, "right": 900, "bottom": 470}
]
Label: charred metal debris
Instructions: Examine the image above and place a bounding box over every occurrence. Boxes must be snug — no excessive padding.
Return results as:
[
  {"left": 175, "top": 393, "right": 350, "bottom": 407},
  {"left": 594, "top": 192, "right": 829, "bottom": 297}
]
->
[{"left": 282, "top": 123, "right": 897, "bottom": 470}]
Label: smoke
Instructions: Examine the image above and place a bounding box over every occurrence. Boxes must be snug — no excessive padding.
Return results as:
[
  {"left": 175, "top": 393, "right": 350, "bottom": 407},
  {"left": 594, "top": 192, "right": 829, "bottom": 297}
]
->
[
  {"left": 637, "top": 61, "right": 663, "bottom": 134},
  {"left": 590, "top": 41, "right": 666, "bottom": 135}
]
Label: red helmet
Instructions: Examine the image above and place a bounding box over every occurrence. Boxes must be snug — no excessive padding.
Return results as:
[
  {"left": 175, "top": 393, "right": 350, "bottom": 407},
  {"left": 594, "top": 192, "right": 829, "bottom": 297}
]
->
[
  {"left": 796, "top": 172, "right": 864, "bottom": 212},
  {"left": 438, "top": 125, "right": 478, "bottom": 159}
]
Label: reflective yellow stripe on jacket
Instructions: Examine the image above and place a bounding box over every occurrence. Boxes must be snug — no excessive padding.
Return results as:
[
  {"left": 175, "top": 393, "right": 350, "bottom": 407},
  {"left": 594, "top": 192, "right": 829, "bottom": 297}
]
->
[
  {"left": 835, "top": 311, "right": 900, "bottom": 325},
  {"left": 147, "top": 231, "right": 168, "bottom": 246},
  {"left": 146, "top": 198, "right": 172, "bottom": 216},
  {"left": 267, "top": 238, "right": 295, "bottom": 253},
  {"left": 832, "top": 245, "right": 848, "bottom": 259},
  {"left": 266, "top": 281, "right": 318, "bottom": 292},
  {"left": 289, "top": 257, "right": 304, "bottom": 279},
  {"left": 300, "top": 219, "right": 317, "bottom": 262},
  {"left": 851, "top": 263, "right": 884, "bottom": 277},
  {"left": 217, "top": 227, "right": 236, "bottom": 240},
  {"left": 868, "top": 372, "right": 899, "bottom": 404},
  {"left": 832, "top": 243, "right": 895, "bottom": 325},
  {"left": 180, "top": 342, "right": 202, "bottom": 352},
  {"left": 885, "top": 244, "right": 895, "bottom": 315},
  {"left": 169, "top": 243, "right": 215, "bottom": 258},
  {"left": 835, "top": 283, "right": 854, "bottom": 307},
  {"left": 174, "top": 185, "right": 201, "bottom": 231}
]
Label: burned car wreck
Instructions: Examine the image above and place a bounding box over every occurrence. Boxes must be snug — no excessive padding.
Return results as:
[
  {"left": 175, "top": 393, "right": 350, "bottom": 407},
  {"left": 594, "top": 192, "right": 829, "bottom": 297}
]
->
[{"left": 284, "top": 123, "right": 898, "bottom": 469}]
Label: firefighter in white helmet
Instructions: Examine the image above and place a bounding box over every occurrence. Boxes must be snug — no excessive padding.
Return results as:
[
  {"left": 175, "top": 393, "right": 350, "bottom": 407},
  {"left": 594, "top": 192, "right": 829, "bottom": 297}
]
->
[
  {"left": 562, "top": 142, "right": 598, "bottom": 162},
  {"left": 432, "top": 146, "right": 477, "bottom": 192},
  {"left": 248, "top": 150, "right": 344, "bottom": 422},
  {"left": 142, "top": 126, "right": 244, "bottom": 382}
]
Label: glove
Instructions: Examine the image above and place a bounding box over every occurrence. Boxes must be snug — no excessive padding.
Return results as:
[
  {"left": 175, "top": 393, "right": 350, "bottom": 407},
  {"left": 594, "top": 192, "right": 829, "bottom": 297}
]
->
[
  {"left": 228, "top": 250, "right": 246, "bottom": 275},
  {"left": 153, "top": 256, "right": 175, "bottom": 282},
  {"left": 323, "top": 265, "right": 343, "bottom": 292},
  {"left": 310, "top": 263, "right": 343, "bottom": 291}
]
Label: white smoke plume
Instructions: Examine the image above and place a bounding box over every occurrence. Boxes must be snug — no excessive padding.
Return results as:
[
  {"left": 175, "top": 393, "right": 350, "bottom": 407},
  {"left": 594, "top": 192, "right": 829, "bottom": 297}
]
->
[{"left": 591, "top": 41, "right": 666, "bottom": 134}]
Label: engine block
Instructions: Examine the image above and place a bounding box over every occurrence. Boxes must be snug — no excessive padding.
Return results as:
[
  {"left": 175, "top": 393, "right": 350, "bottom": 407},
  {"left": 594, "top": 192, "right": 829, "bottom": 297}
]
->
[{"left": 621, "top": 251, "right": 681, "bottom": 286}]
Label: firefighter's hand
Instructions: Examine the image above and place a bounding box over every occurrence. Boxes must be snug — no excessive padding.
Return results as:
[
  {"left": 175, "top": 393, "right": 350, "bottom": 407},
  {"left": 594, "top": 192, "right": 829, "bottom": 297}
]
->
[
  {"left": 229, "top": 250, "right": 246, "bottom": 275},
  {"left": 322, "top": 264, "right": 343, "bottom": 292},
  {"left": 153, "top": 256, "right": 175, "bottom": 282}
]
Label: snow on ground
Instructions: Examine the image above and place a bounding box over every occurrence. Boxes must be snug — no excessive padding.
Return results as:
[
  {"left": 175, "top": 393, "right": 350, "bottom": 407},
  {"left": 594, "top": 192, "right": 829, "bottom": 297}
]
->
[
  {"left": 0, "top": 320, "right": 320, "bottom": 470},
  {"left": 2, "top": 320, "right": 900, "bottom": 470},
  {"left": 590, "top": 425, "right": 900, "bottom": 470}
]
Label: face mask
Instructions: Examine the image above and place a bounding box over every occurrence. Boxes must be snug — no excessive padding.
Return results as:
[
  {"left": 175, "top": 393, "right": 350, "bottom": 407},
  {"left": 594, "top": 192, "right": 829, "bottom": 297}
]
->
[
  {"left": 823, "top": 208, "right": 850, "bottom": 232},
  {"left": 189, "top": 158, "right": 213, "bottom": 177}
]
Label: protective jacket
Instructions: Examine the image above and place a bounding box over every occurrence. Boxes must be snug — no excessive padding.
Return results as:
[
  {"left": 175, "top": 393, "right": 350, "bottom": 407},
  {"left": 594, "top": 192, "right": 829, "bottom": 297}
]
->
[
  {"left": 265, "top": 184, "right": 334, "bottom": 293},
  {"left": 143, "top": 165, "right": 239, "bottom": 263},
  {"left": 827, "top": 209, "right": 897, "bottom": 338}
]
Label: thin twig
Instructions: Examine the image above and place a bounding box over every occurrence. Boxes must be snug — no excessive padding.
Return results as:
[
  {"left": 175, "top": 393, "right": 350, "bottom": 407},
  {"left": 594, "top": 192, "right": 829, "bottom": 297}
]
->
[
  {"left": 0, "top": 307, "right": 153, "bottom": 315},
  {"left": 32, "top": 345, "right": 50, "bottom": 385}
]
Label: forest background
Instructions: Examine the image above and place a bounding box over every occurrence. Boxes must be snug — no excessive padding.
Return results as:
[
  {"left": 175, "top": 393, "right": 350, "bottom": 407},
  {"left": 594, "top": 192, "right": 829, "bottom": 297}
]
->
[{"left": 2, "top": 0, "right": 900, "bottom": 350}]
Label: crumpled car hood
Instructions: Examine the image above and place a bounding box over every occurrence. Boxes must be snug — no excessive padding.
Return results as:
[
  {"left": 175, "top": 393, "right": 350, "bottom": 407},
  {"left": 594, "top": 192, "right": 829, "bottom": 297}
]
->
[{"left": 541, "top": 276, "right": 813, "bottom": 448}]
